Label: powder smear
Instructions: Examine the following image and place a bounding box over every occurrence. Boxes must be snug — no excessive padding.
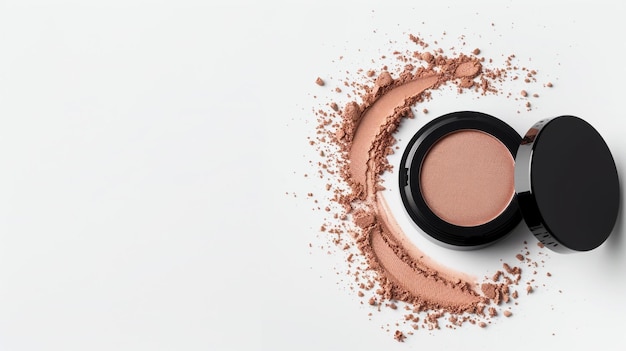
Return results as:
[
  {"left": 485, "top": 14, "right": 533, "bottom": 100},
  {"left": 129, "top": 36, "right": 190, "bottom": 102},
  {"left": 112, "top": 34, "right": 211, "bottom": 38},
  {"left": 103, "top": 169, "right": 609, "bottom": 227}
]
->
[{"left": 309, "top": 34, "right": 551, "bottom": 337}]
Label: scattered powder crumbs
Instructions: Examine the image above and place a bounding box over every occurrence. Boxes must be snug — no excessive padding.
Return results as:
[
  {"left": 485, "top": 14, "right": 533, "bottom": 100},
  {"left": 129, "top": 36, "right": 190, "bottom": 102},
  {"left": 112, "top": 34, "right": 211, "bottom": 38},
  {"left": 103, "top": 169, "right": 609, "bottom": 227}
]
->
[
  {"left": 394, "top": 330, "right": 406, "bottom": 342},
  {"left": 307, "top": 32, "right": 555, "bottom": 340},
  {"left": 520, "top": 90, "right": 528, "bottom": 97},
  {"left": 546, "top": 82, "right": 553, "bottom": 87},
  {"left": 492, "top": 270, "right": 502, "bottom": 282}
]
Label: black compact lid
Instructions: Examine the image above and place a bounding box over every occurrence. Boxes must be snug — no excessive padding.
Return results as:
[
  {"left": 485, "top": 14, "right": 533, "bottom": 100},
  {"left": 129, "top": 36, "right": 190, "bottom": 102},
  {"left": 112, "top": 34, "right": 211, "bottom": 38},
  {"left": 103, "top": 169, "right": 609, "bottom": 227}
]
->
[{"left": 515, "top": 116, "right": 620, "bottom": 252}]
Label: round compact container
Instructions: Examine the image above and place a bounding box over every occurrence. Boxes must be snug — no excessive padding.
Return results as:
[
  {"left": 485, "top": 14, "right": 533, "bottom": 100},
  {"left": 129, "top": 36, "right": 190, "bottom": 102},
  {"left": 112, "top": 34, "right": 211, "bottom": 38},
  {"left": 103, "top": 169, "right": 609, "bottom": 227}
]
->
[{"left": 399, "top": 111, "right": 620, "bottom": 252}]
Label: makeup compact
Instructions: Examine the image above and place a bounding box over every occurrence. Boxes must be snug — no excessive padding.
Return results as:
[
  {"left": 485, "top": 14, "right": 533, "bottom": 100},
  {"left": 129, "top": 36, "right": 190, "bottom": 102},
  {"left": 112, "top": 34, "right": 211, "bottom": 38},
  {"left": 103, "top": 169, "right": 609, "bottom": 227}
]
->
[{"left": 399, "top": 111, "right": 620, "bottom": 252}]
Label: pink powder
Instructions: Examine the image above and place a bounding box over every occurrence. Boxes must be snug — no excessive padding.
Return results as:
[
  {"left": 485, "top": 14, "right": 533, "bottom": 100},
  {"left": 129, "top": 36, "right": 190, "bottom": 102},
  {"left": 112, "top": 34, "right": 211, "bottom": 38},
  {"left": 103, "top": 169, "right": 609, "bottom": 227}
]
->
[{"left": 420, "top": 130, "right": 515, "bottom": 227}]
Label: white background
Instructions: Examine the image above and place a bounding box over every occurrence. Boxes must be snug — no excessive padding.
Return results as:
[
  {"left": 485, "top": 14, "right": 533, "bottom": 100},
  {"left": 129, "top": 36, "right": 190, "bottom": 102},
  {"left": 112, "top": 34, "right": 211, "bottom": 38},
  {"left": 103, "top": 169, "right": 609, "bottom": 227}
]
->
[{"left": 0, "top": 1, "right": 625, "bottom": 350}]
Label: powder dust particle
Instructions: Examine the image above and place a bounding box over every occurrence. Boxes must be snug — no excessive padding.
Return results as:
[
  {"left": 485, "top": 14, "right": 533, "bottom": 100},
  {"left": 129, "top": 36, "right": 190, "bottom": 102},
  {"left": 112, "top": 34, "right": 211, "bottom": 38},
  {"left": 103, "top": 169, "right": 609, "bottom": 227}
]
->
[
  {"left": 315, "top": 77, "right": 325, "bottom": 86},
  {"left": 421, "top": 52, "right": 434, "bottom": 63},
  {"left": 393, "top": 330, "right": 406, "bottom": 342},
  {"left": 472, "top": 48, "right": 481, "bottom": 55},
  {"left": 492, "top": 271, "right": 502, "bottom": 282},
  {"left": 503, "top": 310, "right": 512, "bottom": 317}
]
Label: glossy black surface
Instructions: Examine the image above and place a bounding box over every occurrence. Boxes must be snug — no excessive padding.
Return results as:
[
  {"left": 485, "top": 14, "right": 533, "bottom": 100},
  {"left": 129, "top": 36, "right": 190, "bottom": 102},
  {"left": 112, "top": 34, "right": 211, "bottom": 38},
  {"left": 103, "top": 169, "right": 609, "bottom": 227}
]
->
[{"left": 515, "top": 116, "right": 620, "bottom": 252}]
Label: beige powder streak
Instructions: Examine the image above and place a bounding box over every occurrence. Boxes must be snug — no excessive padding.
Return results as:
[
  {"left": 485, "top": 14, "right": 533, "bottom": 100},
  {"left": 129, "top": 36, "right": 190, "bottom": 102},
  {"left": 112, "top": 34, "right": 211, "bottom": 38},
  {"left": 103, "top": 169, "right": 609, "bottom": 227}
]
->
[
  {"left": 370, "top": 229, "right": 481, "bottom": 309},
  {"left": 347, "top": 72, "right": 486, "bottom": 311},
  {"left": 349, "top": 74, "right": 438, "bottom": 189}
]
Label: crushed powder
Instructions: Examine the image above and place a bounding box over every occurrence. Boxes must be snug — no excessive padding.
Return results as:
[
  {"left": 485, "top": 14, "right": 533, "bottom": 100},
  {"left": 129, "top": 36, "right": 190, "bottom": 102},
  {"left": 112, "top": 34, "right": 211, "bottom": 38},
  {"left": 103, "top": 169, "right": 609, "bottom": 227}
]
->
[{"left": 308, "top": 33, "right": 553, "bottom": 339}]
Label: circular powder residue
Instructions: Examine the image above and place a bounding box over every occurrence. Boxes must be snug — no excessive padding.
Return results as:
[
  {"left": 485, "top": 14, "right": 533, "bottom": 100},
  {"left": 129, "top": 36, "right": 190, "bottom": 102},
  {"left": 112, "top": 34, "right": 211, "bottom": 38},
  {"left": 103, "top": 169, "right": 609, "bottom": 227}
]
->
[{"left": 420, "top": 130, "right": 515, "bottom": 227}]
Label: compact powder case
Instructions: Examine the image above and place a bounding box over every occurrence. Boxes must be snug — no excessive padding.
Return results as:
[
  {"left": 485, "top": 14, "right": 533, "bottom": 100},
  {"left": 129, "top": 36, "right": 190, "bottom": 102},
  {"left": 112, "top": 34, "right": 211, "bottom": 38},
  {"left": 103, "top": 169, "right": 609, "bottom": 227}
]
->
[{"left": 399, "top": 111, "right": 620, "bottom": 252}]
